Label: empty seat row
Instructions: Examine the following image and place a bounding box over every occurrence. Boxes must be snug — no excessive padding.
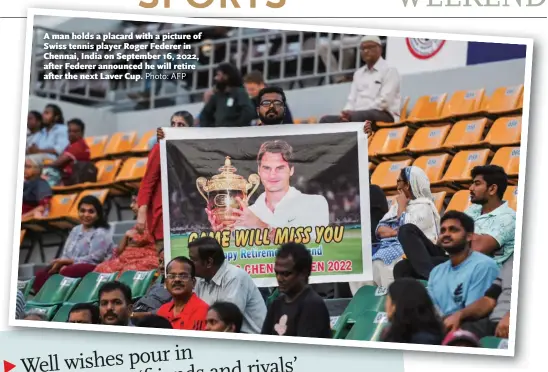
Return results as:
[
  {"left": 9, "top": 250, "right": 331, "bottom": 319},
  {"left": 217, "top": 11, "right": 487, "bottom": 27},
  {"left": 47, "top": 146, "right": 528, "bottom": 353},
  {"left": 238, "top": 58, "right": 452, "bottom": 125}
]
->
[{"left": 85, "top": 129, "right": 156, "bottom": 160}]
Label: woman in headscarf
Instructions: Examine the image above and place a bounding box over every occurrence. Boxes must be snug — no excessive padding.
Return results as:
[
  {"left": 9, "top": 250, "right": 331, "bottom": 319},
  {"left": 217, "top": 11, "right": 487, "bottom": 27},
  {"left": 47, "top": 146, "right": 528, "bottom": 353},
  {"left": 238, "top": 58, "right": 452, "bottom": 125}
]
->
[
  {"left": 22, "top": 157, "right": 52, "bottom": 220},
  {"left": 371, "top": 166, "right": 440, "bottom": 288}
]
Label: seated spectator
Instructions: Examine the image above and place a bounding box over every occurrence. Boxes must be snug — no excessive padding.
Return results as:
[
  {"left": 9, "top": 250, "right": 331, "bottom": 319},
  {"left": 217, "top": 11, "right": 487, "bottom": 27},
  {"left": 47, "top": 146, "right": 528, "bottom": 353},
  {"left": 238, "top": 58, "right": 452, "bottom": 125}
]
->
[
  {"left": 244, "top": 71, "right": 294, "bottom": 125},
  {"left": 15, "top": 290, "right": 26, "bottom": 320},
  {"left": 188, "top": 237, "right": 267, "bottom": 334},
  {"left": 442, "top": 330, "right": 481, "bottom": 347},
  {"left": 136, "top": 314, "right": 173, "bottom": 329},
  {"left": 42, "top": 118, "right": 92, "bottom": 187},
  {"left": 22, "top": 158, "right": 52, "bottom": 219},
  {"left": 465, "top": 165, "right": 515, "bottom": 267},
  {"left": 98, "top": 281, "right": 134, "bottom": 326},
  {"left": 261, "top": 243, "right": 331, "bottom": 338},
  {"left": 394, "top": 165, "right": 515, "bottom": 280},
  {"left": 68, "top": 303, "right": 100, "bottom": 324},
  {"left": 148, "top": 110, "right": 195, "bottom": 148},
  {"left": 131, "top": 247, "right": 172, "bottom": 319},
  {"left": 27, "top": 111, "right": 42, "bottom": 149},
  {"left": 95, "top": 193, "right": 158, "bottom": 275},
  {"left": 206, "top": 301, "right": 244, "bottom": 333},
  {"left": 372, "top": 166, "right": 440, "bottom": 288},
  {"left": 199, "top": 62, "right": 256, "bottom": 128},
  {"left": 26, "top": 104, "right": 69, "bottom": 165},
  {"left": 319, "top": 36, "right": 401, "bottom": 128},
  {"left": 427, "top": 211, "right": 500, "bottom": 317},
  {"left": 255, "top": 86, "right": 292, "bottom": 126},
  {"left": 444, "top": 254, "right": 513, "bottom": 340},
  {"left": 380, "top": 278, "right": 444, "bottom": 345},
  {"left": 157, "top": 257, "right": 208, "bottom": 331},
  {"left": 23, "top": 310, "right": 48, "bottom": 321},
  {"left": 32, "top": 195, "right": 116, "bottom": 294}
]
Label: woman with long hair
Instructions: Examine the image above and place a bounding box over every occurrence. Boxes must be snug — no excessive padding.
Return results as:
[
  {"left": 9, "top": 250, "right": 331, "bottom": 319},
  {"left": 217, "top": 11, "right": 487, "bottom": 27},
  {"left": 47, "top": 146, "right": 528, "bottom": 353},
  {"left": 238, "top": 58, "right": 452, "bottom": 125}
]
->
[
  {"left": 205, "top": 301, "right": 244, "bottom": 333},
  {"left": 381, "top": 278, "right": 445, "bottom": 344}
]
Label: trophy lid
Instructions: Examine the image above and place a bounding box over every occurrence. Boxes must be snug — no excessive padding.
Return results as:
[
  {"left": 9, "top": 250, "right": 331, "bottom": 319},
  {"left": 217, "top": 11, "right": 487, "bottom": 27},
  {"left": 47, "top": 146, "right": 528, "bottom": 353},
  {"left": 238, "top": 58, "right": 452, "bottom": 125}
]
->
[{"left": 209, "top": 156, "right": 247, "bottom": 185}]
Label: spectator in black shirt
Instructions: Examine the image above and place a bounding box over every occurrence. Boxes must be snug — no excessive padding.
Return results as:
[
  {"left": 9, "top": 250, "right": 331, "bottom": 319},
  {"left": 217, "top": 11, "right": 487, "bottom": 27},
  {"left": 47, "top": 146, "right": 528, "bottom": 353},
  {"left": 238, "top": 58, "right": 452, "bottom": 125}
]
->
[
  {"left": 199, "top": 63, "right": 256, "bottom": 128},
  {"left": 256, "top": 86, "right": 292, "bottom": 126},
  {"left": 261, "top": 242, "right": 331, "bottom": 338},
  {"left": 244, "top": 71, "right": 294, "bottom": 124}
]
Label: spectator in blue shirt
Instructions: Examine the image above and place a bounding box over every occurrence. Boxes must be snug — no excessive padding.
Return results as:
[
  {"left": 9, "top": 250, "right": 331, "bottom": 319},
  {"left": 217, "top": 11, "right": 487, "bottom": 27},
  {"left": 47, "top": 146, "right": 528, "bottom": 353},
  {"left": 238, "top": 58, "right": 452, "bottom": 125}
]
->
[
  {"left": 427, "top": 211, "right": 499, "bottom": 317},
  {"left": 26, "top": 104, "right": 69, "bottom": 165}
]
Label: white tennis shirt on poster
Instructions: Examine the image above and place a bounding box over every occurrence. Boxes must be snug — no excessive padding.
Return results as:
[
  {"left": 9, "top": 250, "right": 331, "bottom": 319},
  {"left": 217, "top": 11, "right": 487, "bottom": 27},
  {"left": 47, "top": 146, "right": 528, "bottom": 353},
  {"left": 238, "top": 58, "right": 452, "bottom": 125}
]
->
[{"left": 247, "top": 186, "right": 330, "bottom": 241}]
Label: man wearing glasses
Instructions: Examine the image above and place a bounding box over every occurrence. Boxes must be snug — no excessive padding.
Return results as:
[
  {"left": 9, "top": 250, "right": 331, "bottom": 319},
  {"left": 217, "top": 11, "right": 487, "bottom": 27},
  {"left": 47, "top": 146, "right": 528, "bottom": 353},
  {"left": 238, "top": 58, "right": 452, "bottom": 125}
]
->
[
  {"left": 156, "top": 256, "right": 209, "bottom": 330},
  {"left": 255, "top": 86, "right": 292, "bottom": 126}
]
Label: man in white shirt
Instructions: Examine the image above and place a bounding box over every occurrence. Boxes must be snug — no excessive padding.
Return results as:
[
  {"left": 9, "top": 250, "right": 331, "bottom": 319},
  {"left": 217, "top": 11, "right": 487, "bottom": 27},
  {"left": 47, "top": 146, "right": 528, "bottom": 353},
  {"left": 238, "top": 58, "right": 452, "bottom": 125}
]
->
[{"left": 320, "top": 35, "right": 402, "bottom": 129}]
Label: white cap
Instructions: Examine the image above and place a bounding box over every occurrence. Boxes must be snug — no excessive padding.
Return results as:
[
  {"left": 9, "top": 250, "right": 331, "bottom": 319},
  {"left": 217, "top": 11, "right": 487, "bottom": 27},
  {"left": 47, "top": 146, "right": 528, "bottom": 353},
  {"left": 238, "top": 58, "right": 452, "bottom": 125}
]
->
[{"left": 360, "top": 35, "right": 382, "bottom": 46}]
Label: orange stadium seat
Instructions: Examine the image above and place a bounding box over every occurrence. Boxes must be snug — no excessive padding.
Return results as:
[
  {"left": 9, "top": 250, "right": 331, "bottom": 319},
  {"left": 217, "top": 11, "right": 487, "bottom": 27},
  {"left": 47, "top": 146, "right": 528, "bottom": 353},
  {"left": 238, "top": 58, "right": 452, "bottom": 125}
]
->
[
  {"left": 438, "top": 88, "right": 486, "bottom": 121},
  {"left": 503, "top": 185, "right": 518, "bottom": 211},
  {"left": 368, "top": 127, "right": 409, "bottom": 160},
  {"left": 371, "top": 159, "right": 413, "bottom": 192},
  {"left": 441, "top": 118, "right": 490, "bottom": 151},
  {"left": 446, "top": 190, "right": 472, "bottom": 212},
  {"left": 413, "top": 154, "right": 451, "bottom": 184},
  {"left": 377, "top": 96, "right": 410, "bottom": 128},
  {"left": 107, "top": 157, "right": 149, "bottom": 193},
  {"left": 431, "top": 149, "right": 491, "bottom": 192},
  {"left": 485, "top": 85, "right": 524, "bottom": 116},
  {"left": 53, "top": 159, "right": 123, "bottom": 194},
  {"left": 401, "top": 124, "right": 451, "bottom": 156},
  {"left": 432, "top": 191, "right": 447, "bottom": 213},
  {"left": 308, "top": 116, "right": 318, "bottom": 124},
  {"left": 21, "top": 193, "right": 78, "bottom": 232},
  {"left": 405, "top": 93, "right": 448, "bottom": 124},
  {"left": 483, "top": 116, "right": 522, "bottom": 147},
  {"left": 130, "top": 129, "right": 156, "bottom": 154},
  {"left": 369, "top": 162, "right": 376, "bottom": 172},
  {"left": 491, "top": 146, "right": 520, "bottom": 180},
  {"left": 64, "top": 189, "right": 110, "bottom": 224},
  {"left": 85, "top": 136, "right": 109, "bottom": 160},
  {"left": 20, "top": 230, "right": 26, "bottom": 246},
  {"left": 100, "top": 131, "right": 138, "bottom": 159}
]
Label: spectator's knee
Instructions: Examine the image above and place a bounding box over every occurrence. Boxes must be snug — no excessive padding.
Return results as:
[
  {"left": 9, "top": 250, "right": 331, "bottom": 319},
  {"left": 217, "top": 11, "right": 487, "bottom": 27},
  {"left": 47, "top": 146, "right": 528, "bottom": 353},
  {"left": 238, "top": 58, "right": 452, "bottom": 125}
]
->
[{"left": 398, "top": 223, "right": 417, "bottom": 240}]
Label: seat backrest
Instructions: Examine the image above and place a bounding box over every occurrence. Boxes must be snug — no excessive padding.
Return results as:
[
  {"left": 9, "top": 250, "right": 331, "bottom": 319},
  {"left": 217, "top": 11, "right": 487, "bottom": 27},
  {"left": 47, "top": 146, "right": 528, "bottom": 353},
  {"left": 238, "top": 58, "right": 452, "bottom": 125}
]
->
[
  {"left": 67, "top": 272, "right": 119, "bottom": 304},
  {"left": 486, "top": 85, "right": 524, "bottom": 113},
  {"left": 85, "top": 136, "right": 108, "bottom": 160},
  {"left": 483, "top": 116, "right": 522, "bottom": 146},
  {"left": 441, "top": 149, "right": 490, "bottom": 182},
  {"left": 68, "top": 189, "right": 109, "bottom": 219},
  {"left": 47, "top": 194, "right": 78, "bottom": 218},
  {"left": 440, "top": 88, "right": 486, "bottom": 118},
  {"left": 33, "top": 275, "right": 81, "bottom": 305},
  {"left": 413, "top": 154, "right": 450, "bottom": 183},
  {"left": 95, "top": 159, "right": 122, "bottom": 183},
  {"left": 115, "top": 157, "right": 149, "bottom": 181},
  {"left": 371, "top": 160, "right": 413, "bottom": 189},
  {"left": 132, "top": 130, "right": 156, "bottom": 152},
  {"left": 491, "top": 147, "right": 520, "bottom": 176},
  {"left": 432, "top": 191, "right": 447, "bottom": 213},
  {"left": 118, "top": 270, "right": 157, "bottom": 299},
  {"left": 405, "top": 125, "right": 451, "bottom": 152},
  {"left": 345, "top": 310, "right": 389, "bottom": 341},
  {"left": 446, "top": 190, "right": 472, "bottom": 212},
  {"left": 407, "top": 93, "right": 448, "bottom": 121},
  {"left": 400, "top": 96, "right": 410, "bottom": 121},
  {"left": 104, "top": 131, "right": 138, "bottom": 156},
  {"left": 503, "top": 185, "right": 518, "bottom": 211},
  {"left": 442, "top": 118, "right": 488, "bottom": 147},
  {"left": 51, "top": 303, "right": 75, "bottom": 322},
  {"left": 368, "top": 127, "right": 408, "bottom": 156}
]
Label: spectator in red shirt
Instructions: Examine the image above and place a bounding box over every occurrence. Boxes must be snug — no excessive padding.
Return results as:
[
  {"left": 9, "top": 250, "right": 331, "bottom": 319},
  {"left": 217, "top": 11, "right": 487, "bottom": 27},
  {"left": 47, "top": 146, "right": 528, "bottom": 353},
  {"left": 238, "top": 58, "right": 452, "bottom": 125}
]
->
[
  {"left": 43, "top": 118, "right": 91, "bottom": 186},
  {"left": 136, "top": 111, "right": 194, "bottom": 252},
  {"left": 157, "top": 256, "right": 209, "bottom": 331}
]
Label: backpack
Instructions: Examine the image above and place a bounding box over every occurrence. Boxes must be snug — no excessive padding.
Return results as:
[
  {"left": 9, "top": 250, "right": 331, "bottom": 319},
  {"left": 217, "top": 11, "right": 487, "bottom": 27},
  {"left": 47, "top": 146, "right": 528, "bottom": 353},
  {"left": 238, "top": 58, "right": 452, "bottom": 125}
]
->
[{"left": 66, "top": 161, "right": 98, "bottom": 185}]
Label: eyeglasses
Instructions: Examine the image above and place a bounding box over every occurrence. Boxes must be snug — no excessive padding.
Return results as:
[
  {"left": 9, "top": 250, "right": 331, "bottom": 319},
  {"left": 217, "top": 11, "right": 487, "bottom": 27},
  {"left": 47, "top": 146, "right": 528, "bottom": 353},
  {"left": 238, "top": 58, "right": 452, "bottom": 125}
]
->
[
  {"left": 260, "top": 100, "right": 284, "bottom": 108},
  {"left": 166, "top": 273, "right": 191, "bottom": 280}
]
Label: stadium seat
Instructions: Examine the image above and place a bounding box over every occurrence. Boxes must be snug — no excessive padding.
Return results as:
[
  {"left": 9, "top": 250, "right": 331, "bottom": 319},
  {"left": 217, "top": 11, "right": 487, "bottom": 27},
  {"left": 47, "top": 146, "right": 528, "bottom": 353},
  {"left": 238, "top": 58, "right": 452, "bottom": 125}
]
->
[
  {"left": 413, "top": 154, "right": 451, "bottom": 184},
  {"left": 491, "top": 147, "right": 520, "bottom": 180},
  {"left": 24, "top": 304, "right": 59, "bottom": 321},
  {"left": 20, "top": 230, "right": 26, "bottom": 246},
  {"left": 431, "top": 149, "right": 491, "bottom": 192},
  {"left": 432, "top": 191, "right": 447, "bottom": 213},
  {"left": 399, "top": 124, "right": 451, "bottom": 156},
  {"left": 368, "top": 162, "right": 376, "bottom": 172},
  {"left": 503, "top": 185, "right": 518, "bottom": 211},
  {"left": 485, "top": 85, "right": 524, "bottom": 116},
  {"left": 480, "top": 336, "right": 508, "bottom": 349},
  {"left": 371, "top": 159, "right": 413, "bottom": 192},
  {"left": 483, "top": 116, "right": 522, "bottom": 147},
  {"left": 21, "top": 193, "right": 78, "bottom": 232},
  {"left": 445, "top": 190, "right": 472, "bottom": 212},
  {"left": 66, "top": 272, "right": 119, "bottom": 304},
  {"left": 51, "top": 303, "right": 74, "bottom": 322},
  {"left": 441, "top": 118, "right": 490, "bottom": 151},
  {"left": 45, "top": 189, "right": 110, "bottom": 231},
  {"left": 438, "top": 88, "right": 486, "bottom": 121},
  {"left": 368, "top": 127, "right": 409, "bottom": 160},
  {"left": 344, "top": 311, "right": 389, "bottom": 341},
  {"left": 99, "top": 131, "right": 138, "bottom": 159},
  {"left": 405, "top": 93, "right": 448, "bottom": 124},
  {"left": 418, "top": 279, "right": 428, "bottom": 287},
  {"left": 26, "top": 275, "right": 81, "bottom": 307},
  {"left": 18, "top": 277, "right": 35, "bottom": 299},
  {"left": 377, "top": 96, "right": 410, "bottom": 128},
  {"left": 53, "top": 159, "right": 122, "bottom": 193},
  {"left": 130, "top": 129, "right": 156, "bottom": 154},
  {"left": 106, "top": 157, "right": 149, "bottom": 193},
  {"left": 85, "top": 136, "right": 108, "bottom": 160},
  {"left": 118, "top": 270, "right": 157, "bottom": 300}
]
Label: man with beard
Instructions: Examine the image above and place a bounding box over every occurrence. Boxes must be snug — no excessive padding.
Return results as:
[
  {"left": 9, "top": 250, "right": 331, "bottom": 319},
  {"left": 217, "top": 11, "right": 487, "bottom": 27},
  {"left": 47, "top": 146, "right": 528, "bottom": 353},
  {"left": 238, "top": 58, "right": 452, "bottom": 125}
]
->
[
  {"left": 243, "top": 72, "right": 294, "bottom": 125},
  {"left": 156, "top": 256, "right": 209, "bottom": 330},
  {"left": 199, "top": 62, "right": 256, "bottom": 128},
  {"left": 98, "top": 281, "right": 134, "bottom": 326},
  {"left": 255, "top": 86, "right": 291, "bottom": 126},
  {"left": 427, "top": 211, "right": 499, "bottom": 317}
]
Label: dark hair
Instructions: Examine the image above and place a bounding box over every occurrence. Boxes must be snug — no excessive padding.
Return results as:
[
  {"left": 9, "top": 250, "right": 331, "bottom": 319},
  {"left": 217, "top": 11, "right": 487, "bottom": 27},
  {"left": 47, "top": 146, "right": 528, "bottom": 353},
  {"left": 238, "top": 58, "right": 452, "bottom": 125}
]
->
[
  {"left": 28, "top": 110, "right": 43, "bottom": 125},
  {"left": 67, "top": 118, "right": 86, "bottom": 135},
  {"left": 382, "top": 278, "right": 444, "bottom": 343},
  {"left": 257, "top": 86, "right": 287, "bottom": 106},
  {"left": 257, "top": 140, "right": 294, "bottom": 166},
  {"left": 166, "top": 256, "right": 196, "bottom": 278},
  {"left": 136, "top": 314, "right": 173, "bottom": 329},
  {"left": 440, "top": 210, "right": 475, "bottom": 234},
  {"left": 243, "top": 70, "right": 265, "bottom": 85},
  {"left": 98, "top": 281, "right": 133, "bottom": 305},
  {"left": 209, "top": 301, "right": 243, "bottom": 333},
  {"left": 68, "top": 303, "right": 100, "bottom": 324},
  {"left": 171, "top": 110, "right": 194, "bottom": 127},
  {"left": 188, "top": 237, "right": 225, "bottom": 266},
  {"left": 45, "top": 103, "right": 64, "bottom": 124},
  {"left": 216, "top": 62, "right": 243, "bottom": 87},
  {"left": 77, "top": 195, "right": 110, "bottom": 229},
  {"left": 276, "top": 242, "right": 313, "bottom": 278},
  {"left": 470, "top": 165, "right": 508, "bottom": 200},
  {"left": 399, "top": 168, "right": 409, "bottom": 183}
]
